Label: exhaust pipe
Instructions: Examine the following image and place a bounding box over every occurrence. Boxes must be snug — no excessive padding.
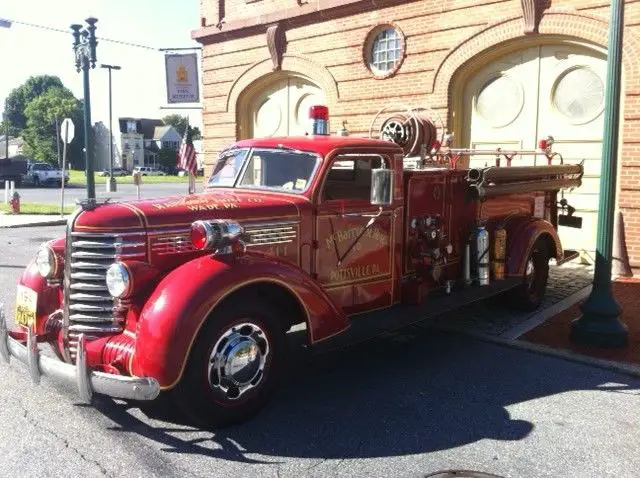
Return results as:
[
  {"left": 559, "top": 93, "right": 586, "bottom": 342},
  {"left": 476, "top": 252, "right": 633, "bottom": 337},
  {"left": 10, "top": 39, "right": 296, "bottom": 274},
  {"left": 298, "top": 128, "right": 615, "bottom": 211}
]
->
[{"left": 467, "top": 168, "right": 483, "bottom": 183}]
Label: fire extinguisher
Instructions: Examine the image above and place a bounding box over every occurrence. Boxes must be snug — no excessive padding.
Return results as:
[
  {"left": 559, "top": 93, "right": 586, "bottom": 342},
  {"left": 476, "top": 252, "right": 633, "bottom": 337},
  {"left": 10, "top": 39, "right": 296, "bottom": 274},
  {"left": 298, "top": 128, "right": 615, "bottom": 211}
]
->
[
  {"left": 10, "top": 191, "right": 20, "bottom": 215},
  {"left": 476, "top": 223, "right": 490, "bottom": 286}
]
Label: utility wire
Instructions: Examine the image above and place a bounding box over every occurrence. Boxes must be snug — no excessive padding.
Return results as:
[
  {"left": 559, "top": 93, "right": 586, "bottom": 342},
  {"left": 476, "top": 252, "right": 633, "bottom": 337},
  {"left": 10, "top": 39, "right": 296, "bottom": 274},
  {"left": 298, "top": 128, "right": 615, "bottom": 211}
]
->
[{"left": 2, "top": 17, "right": 199, "bottom": 51}]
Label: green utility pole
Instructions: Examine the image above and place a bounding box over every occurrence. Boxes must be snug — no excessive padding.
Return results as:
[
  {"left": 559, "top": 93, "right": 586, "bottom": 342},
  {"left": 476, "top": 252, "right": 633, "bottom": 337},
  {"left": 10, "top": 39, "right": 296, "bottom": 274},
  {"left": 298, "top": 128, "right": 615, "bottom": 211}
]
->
[
  {"left": 71, "top": 18, "right": 98, "bottom": 201},
  {"left": 571, "top": 0, "right": 628, "bottom": 348}
]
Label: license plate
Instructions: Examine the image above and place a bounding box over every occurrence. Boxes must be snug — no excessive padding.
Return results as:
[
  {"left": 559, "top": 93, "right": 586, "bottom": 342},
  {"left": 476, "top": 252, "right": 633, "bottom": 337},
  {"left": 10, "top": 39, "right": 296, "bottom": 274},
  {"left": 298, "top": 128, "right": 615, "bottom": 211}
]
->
[{"left": 15, "top": 285, "right": 37, "bottom": 328}]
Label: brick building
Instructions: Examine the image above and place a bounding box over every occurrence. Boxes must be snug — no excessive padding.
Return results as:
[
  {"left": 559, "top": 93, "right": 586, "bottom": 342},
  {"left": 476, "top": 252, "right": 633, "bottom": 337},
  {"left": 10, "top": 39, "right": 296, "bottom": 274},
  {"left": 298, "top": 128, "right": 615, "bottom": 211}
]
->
[{"left": 192, "top": 0, "right": 640, "bottom": 272}]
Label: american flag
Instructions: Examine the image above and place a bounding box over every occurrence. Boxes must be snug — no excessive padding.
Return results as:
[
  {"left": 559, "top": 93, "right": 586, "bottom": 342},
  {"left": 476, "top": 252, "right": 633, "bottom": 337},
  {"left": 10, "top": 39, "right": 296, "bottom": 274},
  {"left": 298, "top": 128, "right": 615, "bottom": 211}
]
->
[{"left": 178, "top": 125, "right": 197, "bottom": 175}]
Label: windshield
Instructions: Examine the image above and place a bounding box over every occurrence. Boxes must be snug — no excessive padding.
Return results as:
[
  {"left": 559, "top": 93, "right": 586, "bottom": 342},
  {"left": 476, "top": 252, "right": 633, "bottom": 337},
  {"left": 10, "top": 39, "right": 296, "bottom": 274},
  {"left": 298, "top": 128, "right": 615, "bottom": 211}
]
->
[{"left": 208, "top": 147, "right": 319, "bottom": 193}]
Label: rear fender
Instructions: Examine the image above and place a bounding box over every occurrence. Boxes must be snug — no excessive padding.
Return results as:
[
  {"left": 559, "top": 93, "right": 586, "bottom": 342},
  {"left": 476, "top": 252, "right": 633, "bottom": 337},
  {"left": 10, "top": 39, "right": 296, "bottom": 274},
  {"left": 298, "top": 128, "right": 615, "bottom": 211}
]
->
[
  {"left": 131, "top": 251, "right": 348, "bottom": 389},
  {"left": 505, "top": 218, "right": 562, "bottom": 276}
]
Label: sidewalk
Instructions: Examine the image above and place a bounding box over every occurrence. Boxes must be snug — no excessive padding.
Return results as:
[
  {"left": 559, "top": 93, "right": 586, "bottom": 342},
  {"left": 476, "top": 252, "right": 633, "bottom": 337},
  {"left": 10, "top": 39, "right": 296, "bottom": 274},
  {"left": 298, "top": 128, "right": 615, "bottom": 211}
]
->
[
  {"left": 520, "top": 276, "right": 640, "bottom": 366},
  {"left": 0, "top": 212, "right": 69, "bottom": 228}
]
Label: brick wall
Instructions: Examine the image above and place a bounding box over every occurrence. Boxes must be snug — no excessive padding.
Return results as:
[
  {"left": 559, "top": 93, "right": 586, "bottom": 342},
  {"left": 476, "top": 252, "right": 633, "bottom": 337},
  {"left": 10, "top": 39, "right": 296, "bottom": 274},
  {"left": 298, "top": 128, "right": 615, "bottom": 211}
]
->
[{"left": 195, "top": 0, "right": 640, "bottom": 270}]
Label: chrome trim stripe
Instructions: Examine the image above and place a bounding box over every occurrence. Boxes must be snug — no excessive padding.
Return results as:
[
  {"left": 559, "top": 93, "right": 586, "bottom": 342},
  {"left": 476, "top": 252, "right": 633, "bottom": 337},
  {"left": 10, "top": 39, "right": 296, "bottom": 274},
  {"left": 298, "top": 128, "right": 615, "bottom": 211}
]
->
[{"left": 70, "top": 231, "right": 144, "bottom": 237}]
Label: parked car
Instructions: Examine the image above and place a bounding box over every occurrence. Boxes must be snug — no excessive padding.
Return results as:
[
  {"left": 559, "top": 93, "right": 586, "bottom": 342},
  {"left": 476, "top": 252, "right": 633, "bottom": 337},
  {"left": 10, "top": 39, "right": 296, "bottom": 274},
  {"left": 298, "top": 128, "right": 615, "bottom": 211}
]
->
[
  {"left": 21, "top": 162, "right": 69, "bottom": 187},
  {"left": 99, "top": 168, "right": 129, "bottom": 177},
  {"left": 133, "top": 166, "right": 166, "bottom": 176}
]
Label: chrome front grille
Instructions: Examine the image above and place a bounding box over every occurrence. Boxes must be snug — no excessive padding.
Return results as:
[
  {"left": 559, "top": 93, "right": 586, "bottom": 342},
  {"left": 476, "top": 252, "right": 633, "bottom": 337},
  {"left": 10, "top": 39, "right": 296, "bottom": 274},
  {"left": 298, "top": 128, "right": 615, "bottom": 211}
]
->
[
  {"left": 245, "top": 222, "right": 297, "bottom": 246},
  {"left": 65, "top": 231, "right": 146, "bottom": 360},
  {"left": 151, "top": 233, "right": 195, "bottom": 255}
]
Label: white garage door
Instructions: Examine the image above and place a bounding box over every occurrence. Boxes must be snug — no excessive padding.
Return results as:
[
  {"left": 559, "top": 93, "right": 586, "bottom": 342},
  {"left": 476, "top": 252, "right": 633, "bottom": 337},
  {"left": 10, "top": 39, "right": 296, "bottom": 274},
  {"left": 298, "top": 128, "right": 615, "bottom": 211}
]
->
[
  {"left": 463, "top": 44, "right": 607, "bottom": 261},
  {"left": 250, "top": 77, "right": 325, "bottom": 138}
]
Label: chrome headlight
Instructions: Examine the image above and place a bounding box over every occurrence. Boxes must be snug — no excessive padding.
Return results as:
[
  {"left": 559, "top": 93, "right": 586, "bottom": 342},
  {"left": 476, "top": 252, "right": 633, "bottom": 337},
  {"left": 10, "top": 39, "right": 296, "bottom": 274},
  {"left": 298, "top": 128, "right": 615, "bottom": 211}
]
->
[
  {"left": 35, "top": 246, "right": 56, "bottom": 278},
  {"left": 106, "top": 263, "right": 131, "bottom": 298}
]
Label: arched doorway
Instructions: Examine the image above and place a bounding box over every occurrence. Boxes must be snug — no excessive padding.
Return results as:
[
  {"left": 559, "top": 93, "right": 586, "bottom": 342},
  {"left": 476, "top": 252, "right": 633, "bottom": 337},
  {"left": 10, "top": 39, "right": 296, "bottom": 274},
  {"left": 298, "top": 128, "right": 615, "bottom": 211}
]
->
[
  {"left": 239, "top": 74, "right": 326, "bottom": 139},
  {"left": 461, "top": 43, "right": 607, "bottom": 261}
]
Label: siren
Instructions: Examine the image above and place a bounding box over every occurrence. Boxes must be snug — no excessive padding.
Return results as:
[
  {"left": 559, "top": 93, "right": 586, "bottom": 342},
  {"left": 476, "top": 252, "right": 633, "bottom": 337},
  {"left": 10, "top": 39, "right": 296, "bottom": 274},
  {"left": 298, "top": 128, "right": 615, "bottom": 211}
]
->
[{"left": 309, "top": 105, "right": 329, "bottom": 135}]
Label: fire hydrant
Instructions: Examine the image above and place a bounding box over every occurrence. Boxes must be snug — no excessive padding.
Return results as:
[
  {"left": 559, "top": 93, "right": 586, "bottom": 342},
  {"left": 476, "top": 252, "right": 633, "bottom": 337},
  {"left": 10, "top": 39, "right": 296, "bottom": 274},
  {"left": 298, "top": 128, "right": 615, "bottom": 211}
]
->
[{"left": 10, "top": 191, "right": 20, "bottom": 214}]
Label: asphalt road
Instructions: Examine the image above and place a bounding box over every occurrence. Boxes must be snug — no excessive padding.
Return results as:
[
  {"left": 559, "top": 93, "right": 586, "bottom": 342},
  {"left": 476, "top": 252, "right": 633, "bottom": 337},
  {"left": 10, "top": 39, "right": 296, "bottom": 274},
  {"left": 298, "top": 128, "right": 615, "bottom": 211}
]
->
[
  {"left": 14, "top": 182, "right": 194, "bottom": 205},
  {"left": 1, "top": 226, "right": 639, "bottom": 478}
]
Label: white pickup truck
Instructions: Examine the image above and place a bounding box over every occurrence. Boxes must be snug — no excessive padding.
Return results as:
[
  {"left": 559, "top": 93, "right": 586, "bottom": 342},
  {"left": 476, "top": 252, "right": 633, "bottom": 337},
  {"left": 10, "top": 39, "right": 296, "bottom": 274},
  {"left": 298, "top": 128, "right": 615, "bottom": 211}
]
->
[{"left": 22, "top": 162, "right": 69, "bottom": 187}]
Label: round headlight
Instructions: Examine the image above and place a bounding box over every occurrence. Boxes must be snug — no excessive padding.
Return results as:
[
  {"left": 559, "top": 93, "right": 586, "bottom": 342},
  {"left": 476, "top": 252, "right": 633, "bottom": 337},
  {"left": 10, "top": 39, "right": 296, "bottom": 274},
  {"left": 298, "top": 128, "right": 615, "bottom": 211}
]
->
[
  {"left": 35, "top": 246, "right": 55, "bottom": 278},
  {"left": 106, "top": 263, "right": 131, "bottom": 298}
]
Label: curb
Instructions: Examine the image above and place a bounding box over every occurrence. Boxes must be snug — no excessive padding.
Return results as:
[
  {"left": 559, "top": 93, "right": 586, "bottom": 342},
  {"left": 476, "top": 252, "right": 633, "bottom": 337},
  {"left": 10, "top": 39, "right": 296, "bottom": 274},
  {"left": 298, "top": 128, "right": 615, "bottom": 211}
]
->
[
  {"left": 498, "top": 284, "right": 593, "bottom": 339},
  {"left": 0, "top": 218, "right": 68, "bottom": 228},
  {"left": 434, "top": 326, "right": 640, "bottom": 379}
]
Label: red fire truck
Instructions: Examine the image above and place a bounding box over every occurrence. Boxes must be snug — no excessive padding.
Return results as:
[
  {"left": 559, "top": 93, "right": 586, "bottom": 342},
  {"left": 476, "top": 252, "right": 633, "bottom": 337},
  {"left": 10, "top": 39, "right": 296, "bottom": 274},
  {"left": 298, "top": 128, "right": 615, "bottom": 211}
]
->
[{"left": 1, "top": 106, "right": 583, "bottom": 428}]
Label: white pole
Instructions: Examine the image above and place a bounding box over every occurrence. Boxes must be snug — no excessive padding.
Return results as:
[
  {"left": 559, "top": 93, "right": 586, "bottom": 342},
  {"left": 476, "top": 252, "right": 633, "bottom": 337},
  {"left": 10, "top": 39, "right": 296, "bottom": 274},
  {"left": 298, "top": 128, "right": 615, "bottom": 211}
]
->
[
  {"left": 61, "top": 127, "right": 68, "bottom": 217},
  {"left": 9, "top": 180, "right": 14, "bottom": 199},
  {"left": 4, "top": 181, "right": 8, "bottom": 204},
  {"left": 188, "top": 173, "right": 195, "bottom": 195}
]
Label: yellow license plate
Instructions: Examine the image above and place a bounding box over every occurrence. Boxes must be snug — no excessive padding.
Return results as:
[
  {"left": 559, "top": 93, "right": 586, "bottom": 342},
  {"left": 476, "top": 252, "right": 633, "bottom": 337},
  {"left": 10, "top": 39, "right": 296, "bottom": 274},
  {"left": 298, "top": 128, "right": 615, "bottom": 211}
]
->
[{"left": 15, "top": 285, "right": 38, "bottom": 328}]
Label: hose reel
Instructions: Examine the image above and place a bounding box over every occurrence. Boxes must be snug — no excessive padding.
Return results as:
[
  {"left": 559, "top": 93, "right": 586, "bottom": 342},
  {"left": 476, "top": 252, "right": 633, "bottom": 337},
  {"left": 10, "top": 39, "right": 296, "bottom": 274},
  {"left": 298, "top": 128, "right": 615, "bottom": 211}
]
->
[{"left": 369, "top": 104, "right": 445, "bottom": 158}]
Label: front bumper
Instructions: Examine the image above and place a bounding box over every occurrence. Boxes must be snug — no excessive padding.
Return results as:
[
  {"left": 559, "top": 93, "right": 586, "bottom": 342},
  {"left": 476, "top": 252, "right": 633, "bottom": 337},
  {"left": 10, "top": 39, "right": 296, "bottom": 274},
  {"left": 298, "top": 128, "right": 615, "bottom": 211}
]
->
[{"left": 0, "top": 307, "right": 160, "bottom": 403}]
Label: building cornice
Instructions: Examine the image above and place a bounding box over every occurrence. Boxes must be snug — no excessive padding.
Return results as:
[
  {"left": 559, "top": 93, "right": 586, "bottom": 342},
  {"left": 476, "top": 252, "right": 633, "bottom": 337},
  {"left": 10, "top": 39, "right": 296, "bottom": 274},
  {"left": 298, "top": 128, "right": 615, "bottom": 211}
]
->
[{"left": 192, "top": 0, "right": 414, "bottom": 44}]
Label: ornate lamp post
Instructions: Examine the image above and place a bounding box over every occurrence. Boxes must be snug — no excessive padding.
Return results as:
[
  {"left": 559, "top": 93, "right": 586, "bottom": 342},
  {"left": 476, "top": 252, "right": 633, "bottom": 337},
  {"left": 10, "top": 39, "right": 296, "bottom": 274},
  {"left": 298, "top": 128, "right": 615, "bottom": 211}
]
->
[
  {"left": 71, "top": 18, "right": 98, "bottom": 201},
  {"left": 570, "top": 0, "right": 628, "bottom": 348}
]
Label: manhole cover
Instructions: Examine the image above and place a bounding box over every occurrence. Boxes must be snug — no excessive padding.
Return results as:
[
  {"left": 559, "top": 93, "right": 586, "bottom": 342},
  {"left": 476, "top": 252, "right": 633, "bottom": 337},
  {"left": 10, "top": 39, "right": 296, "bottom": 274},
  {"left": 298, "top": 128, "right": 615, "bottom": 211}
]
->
[{"left": 425, "top": 472, "right": 505, "bottom": 478}]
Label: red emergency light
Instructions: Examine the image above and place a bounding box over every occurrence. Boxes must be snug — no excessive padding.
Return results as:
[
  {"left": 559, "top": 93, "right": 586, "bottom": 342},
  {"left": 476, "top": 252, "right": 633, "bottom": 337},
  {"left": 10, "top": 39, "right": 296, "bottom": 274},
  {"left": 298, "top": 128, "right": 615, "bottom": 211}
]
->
[
  {"left": 309, "top": 105, "right": 329, "bottom": 135},
  {"left": 538, "top": 136, "right": 554, "bottom": 150}
]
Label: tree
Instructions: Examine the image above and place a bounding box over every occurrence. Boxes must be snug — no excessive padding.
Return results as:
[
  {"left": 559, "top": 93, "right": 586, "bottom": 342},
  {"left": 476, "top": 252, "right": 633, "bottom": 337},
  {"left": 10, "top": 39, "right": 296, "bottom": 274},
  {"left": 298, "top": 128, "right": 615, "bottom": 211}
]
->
[
  {"left": 22, "top": 87, "right": 82, "bottom": 165},
  {"left": 157, "top": 146, "right": 178, "bottom": 171},
  {"left": 162, "top": 114, "right": 202, "bottom": 140},
  {"left": 4, "top": 75, "right": 65, "bottom": 131}
]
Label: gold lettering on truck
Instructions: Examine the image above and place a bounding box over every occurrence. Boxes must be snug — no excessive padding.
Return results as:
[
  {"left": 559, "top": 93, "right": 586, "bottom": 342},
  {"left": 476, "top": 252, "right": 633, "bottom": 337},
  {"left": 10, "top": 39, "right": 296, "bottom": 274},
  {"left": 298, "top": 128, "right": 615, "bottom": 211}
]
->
[
  {"left": 325, "top": 226, "right": 389, "bottom": 250},
  {"left": 329, "top": 263, "right": 382, "bottom": 282}
]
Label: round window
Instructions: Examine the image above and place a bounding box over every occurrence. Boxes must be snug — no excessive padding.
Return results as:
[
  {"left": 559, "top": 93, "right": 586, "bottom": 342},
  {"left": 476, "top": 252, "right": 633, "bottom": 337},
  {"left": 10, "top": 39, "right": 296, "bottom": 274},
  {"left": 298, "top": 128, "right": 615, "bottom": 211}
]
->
[
  {"left": 365, "top": 25, "right": 405, "bottom": 78},
  {"left": 475, "top": 74, "right": 524, "bottom": 128},
  {"left": 553, "top": 66, "right": 604, "bottom": 123}
]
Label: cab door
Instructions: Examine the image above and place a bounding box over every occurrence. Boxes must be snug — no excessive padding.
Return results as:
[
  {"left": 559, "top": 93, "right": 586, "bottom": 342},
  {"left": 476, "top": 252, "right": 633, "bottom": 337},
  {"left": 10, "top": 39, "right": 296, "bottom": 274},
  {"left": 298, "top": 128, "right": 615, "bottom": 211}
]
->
[{"left": 314, "top": 153, "right": 396, "bottom": 315}]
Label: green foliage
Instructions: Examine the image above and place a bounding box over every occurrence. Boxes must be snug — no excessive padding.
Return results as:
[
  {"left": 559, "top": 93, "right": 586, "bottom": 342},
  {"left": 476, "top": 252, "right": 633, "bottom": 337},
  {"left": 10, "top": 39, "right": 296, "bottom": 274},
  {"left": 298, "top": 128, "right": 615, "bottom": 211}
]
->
[
  {"left": 22, "top": 88, "right": 82, "bottom": 165},
  {"left": 157, "top": 146, "right": 178, "bottom": 170},
  {"left": 4, "top": 75, "right": 65, "bottom": 131},
  {"left": 162, "top": 114, "right": 202, "bottom": 139}
]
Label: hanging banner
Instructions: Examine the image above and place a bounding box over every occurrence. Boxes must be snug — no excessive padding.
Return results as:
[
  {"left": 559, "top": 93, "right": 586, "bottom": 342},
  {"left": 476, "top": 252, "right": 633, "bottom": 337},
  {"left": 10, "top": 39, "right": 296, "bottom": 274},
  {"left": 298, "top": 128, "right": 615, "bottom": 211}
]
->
[{"left": 165, "top": 53, "right": 200, "bottom": 104}]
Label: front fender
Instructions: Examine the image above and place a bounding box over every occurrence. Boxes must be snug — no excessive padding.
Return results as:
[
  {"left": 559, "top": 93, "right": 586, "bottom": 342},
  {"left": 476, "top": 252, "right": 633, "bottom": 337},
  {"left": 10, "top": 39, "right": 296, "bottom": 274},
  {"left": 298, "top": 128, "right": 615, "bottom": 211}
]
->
[
  {"left": 16, "top": 260, "right": 61, "bottom": 336},
  {"left": 505, "top": 218, "right": 562, "bottom": 276},
  {"left": 131, "top": 251, "right": 348, "bottom": 389}
]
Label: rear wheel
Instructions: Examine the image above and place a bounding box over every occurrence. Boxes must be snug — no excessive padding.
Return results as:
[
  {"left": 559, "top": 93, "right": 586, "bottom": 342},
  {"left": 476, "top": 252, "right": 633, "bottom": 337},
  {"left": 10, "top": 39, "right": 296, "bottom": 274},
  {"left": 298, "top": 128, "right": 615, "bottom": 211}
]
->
[
  {"left": 508, "top": 238, "right": 550, "bottom": 311},
  {"left": 172, "top": 299, "right": 286, "bottom": 429}
]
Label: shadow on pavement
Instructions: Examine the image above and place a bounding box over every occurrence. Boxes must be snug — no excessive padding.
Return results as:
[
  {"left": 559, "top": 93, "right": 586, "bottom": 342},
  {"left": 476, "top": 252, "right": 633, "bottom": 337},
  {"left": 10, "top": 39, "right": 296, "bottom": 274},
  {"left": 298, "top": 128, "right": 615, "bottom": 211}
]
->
[{"left": 92, "top": 327, "right": 639, "bottom": 464}]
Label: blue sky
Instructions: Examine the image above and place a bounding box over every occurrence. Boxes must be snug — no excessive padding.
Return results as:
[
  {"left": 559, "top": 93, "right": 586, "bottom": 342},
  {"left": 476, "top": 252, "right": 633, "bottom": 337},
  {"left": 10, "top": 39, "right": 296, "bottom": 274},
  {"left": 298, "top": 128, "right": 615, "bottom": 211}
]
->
[{"left": 0, "top": 0, "right": 203, "bottom": 130}]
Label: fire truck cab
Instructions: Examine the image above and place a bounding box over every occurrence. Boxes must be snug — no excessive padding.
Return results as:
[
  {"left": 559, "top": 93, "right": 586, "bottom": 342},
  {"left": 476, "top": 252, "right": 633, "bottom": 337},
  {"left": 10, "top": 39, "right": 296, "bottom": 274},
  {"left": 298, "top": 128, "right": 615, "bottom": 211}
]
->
[{"left": 1, "top": 106, "right": 583, "bottom": 429}]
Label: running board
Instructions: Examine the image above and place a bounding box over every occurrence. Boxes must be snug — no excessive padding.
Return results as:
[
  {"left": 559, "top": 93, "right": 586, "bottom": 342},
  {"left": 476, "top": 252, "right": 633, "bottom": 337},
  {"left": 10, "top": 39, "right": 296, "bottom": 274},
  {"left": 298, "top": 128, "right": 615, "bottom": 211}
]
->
[{"left": 312, "top": 277, "right": 522, "bottom": 354}]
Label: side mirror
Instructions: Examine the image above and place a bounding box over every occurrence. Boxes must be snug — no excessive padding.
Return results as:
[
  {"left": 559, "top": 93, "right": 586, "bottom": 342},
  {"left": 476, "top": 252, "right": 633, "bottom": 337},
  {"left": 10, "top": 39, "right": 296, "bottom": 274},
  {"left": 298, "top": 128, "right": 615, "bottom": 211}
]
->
[{"left": 371, "top": 168, "right": 393, "bottom": 206}]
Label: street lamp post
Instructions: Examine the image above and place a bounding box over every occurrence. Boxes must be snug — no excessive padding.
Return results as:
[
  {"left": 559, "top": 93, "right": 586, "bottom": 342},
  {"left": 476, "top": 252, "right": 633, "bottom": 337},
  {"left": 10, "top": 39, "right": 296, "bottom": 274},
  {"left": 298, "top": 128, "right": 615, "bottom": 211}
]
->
[
  {"left": 71, "top": 18, "right": 98, "bottom": 202},
  {"left": 570, "top": 0, "right": 628, "bottom": 348},
  {"left": 100, "top": 64, "right": 121, "bottom": 193},
  {"left": 2, "top": 112, "right": 8, "bottom": 161}
]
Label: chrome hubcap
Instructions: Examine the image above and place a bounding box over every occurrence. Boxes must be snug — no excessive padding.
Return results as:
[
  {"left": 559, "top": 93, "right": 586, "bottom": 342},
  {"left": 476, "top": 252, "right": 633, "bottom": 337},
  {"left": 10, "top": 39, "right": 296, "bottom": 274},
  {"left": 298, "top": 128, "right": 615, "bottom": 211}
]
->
[
  {"left": 525, "top": 259, "right": 535, "bottom": 290},
  {"left": 207, "top": 322, "right": 269, "bottom": 400}
]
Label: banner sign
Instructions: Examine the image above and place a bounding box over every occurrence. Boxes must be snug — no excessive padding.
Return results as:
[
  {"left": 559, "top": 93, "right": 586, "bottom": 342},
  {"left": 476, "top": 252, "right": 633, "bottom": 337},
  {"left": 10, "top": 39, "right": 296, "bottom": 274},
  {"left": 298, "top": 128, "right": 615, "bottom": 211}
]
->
[{"left": 165, "top": 53, "right": 200, "bottom": 104}]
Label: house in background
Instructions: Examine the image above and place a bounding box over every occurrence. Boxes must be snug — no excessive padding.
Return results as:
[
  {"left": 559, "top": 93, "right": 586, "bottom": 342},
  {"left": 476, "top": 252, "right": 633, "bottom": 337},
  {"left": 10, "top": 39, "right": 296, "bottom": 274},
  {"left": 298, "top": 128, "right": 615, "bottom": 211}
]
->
[
  {"left": 117, "top": 117, "right": 181, "bottom": 171},
  {"left": 93, "top": 121, "right": 121, "bottom": 171},
  {"left": 1, "top": 137, "right": 25, "bottom": 158},
  {"left": 143, "top": 124, "right": 182, "bottom": 167}
]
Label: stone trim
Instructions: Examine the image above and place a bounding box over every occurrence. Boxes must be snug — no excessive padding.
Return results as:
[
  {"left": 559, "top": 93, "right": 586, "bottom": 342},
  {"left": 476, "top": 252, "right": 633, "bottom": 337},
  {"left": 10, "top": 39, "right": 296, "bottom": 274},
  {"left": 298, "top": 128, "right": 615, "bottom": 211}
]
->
[
  {"left": 433, "top": 8, "right": 640, "bottom": 110},
  {"left": 226, "top": 54, "right": 340, "bottom": 113}
]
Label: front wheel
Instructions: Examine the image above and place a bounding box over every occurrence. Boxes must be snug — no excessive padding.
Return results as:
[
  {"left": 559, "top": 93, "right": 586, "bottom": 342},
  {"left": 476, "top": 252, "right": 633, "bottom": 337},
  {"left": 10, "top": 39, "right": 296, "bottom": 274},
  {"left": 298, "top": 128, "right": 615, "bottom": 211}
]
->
[
  {"left": 508, "top": 238, "right": 550, "bottom": 311},
  {"left": 172, "top": 299, "right": 286, "bottom": 429}
]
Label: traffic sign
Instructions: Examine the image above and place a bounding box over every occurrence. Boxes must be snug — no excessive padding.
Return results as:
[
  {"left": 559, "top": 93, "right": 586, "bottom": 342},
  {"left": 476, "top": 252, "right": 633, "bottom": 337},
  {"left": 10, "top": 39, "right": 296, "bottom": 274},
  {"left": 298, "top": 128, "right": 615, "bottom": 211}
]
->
[{"left": 60, "top": 118, "right": 74, "bottom": 144}]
